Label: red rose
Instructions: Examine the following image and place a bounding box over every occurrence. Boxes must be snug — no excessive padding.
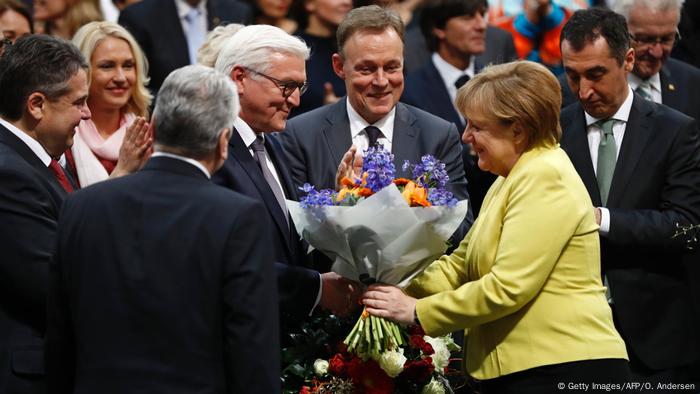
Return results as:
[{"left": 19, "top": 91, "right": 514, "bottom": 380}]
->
[
  {"left": 400, "top": 358, "right": 435, "bottom": 384},
  {"left": 348, "top": 358, "right": 394, "bottom": 394},
  {"left": 421, "top": 342, "right": 434, "bottom": 355},
  {"left": 299, "top": 386, "right": 311, "bottom": 394},
  {"left": 328, "top": 353, "right": 347, "bottom": 377},
  {"left": 409, "top": 335, "right": 426, "bottom": 349},
  {"left": 408, "top": 325, "right": 426, "bottom": 336}
]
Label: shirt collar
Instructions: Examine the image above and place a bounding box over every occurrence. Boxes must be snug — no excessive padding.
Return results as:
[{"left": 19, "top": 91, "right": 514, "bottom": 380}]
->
[
  {"left": 0, "top": 117, "right": 53, "bottom": 167},
  {"left": 432, "top": 52, "right": 475, "bottom": 85},
  {"left": 151, "top": 151, "right": 211, "bottom": 178},
  {"left": 346, "top": 97, "right": 395, "bottom": 143},
  {"left": 174, "top": 0, "right": 206, "bottom": 19},
  {"left": 234, "top": 117, "right": 264, "bottom": 149},
  {"left": 585, "top": 85, "right": 634, "bottom": 127},
  {"left": 628, "top": 71, "right": 661, "bottom": 94}
]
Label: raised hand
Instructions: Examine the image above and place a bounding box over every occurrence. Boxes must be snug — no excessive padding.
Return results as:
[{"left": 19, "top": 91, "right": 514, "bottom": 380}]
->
[
  {"left": 335, "top": 145, "right": 364, "bottom": 190},
  {"left": 111, "top": 116, "right": 153, "bottom": 178}
]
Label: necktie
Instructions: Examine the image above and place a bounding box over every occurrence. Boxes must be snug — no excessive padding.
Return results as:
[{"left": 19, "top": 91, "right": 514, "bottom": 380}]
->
[
  {"left": 364, "top": 126, "right": 383, "bottom": 148},
  {"left": 454, "top": 74, "right": 470, "bottom": 89},
  {"left": 635, "top": 80, "right": 653, "bottom": 101},
  {"left": 48, "top": 159, "right": 74, "bottom": 193},
  {"left": 596, "top": 119, "right": 617, "bottom": 205},
  {"left": 184, "top": 8, "right": 205, "bottom": 65},
  {"left": 250, "top": 136, "right": 288, "bottom": 221}
]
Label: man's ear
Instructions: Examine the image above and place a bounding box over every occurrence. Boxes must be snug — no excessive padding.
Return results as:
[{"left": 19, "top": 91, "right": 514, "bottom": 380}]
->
[
  {"left": 332, "top": 53, "right": 346, "bottom": 80},
  {"left": 432, "top": 27, "right": 446, "bottom": 41},
  {"left": 27, "top": 92, "right": 46, "bottom": 120},
  {"left": 230, "top": 66, "right": 247, "bottom": 94},
  {"left": 218, "top": 127, "right": 231, "bottom": 161},
  {"left": 624, "top": 47, "right": 635, "bottom": 73}
]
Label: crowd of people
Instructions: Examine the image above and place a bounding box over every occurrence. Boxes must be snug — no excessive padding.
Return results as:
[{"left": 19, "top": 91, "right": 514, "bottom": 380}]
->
[{"left": 1, "top": 0, "right": 699, "bottom": 393}]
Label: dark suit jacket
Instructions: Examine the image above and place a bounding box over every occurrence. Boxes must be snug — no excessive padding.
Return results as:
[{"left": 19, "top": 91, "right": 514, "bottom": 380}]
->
[
  {"left": 560, "top": 95, "right": 700, "bottom": 371},
  {"left": 118, "top": 0, "right": 252, "bottom": 95},
  {"left": 279, "top": 99, "right": 474, "bottom": 245},
  {"left": 0, "top": 124, "right": 68, "bottom": 394},
  {"left": 560, "top": 58, "right": 700, "bottom": 121},
  {"left": 46, "top": 156, "right": 279, "bottom": 394},
  {"left": 212, "top": 130, "right": 320, "bottom": 326},
  {"left": 403, "top": 25, "right": 517, "bottom": 74}
]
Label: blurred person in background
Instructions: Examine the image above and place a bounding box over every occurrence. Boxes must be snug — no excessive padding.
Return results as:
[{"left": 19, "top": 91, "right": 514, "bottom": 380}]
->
[
  {"left": 250, "top": 0, "right": 297, "bottom": 33},
  {"left": 290, "top": 0, "right": 351, "bottom": 116},
  {"left": 0, "top": 0, "right": 32, "bottom": 47},
  {"left": 33, "top": 0, "right": 103, "bottom": 38},
  {"left": 68, "top": 21, "right": 153, "bottom": 187},
  {"left": 196, "top": 22, "right": 243, "bottom": 67}
]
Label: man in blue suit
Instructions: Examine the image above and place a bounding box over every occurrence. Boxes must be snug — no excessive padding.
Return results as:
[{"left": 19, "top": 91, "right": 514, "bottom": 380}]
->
[
  {"left": 119, "top": 0, "right": 252, "bottom": 95},
  {"left": 280, "top": 6, "right": 473, "bottom": 246},
  {"left": 0, "top": 35, "right": 90, "bottom": 394},
  {"left": 212, "top": 25, "right": 361, "bottom": 329},
  {"left": 47, "top": 65, "right": 280, "bottom": 393}
]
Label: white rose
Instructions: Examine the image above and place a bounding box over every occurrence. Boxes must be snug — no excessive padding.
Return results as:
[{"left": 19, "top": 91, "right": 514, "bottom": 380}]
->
[
  {"left": 424, "top": 336, "right": 450, "bottom": 371},
  {"left": 378, "top": 349, "right": 407, "bottom": 378},
  {"left": 421, "top": 377, "right": 446, "bottom": 394},
  {"left": 313, "top": 359, "right": 329, "bottom": 376}
]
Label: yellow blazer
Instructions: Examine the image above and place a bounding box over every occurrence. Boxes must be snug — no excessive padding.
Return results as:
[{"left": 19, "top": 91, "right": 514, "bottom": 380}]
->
[{"left": 406, "top": 145, "right": 628, "bottom": 380}]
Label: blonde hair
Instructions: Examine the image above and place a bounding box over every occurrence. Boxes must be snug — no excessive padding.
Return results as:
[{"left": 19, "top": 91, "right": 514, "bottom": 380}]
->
[
  {"left": 197, "top": 23, "right": 244, "bottom": 68},
  {"left": 456, "top": 60, "right": 562, "bottom": 149},
  {"left": 72, "top": 21, "right": 152, "bottom": 117}
]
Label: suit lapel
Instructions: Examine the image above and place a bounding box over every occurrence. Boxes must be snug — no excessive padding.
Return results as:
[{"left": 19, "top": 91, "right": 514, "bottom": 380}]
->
[
  {"left": 392, "top": 103, "right": 419, "bottom": 177},
  {"left": 324, "top": 100, "right": 353, "bottom": 172},
  {"left": 265, "top": 135, "right": 298, "bottom": 200},
  {"left": 660, "top": 63, "right": 681, "bottom": 112},
  {"left": 229, "top": 130, "right": 291, "bottom": 244},
  {"left": 162, "top": 0, "right": 190, "bottom": 67},
  {"left": 425, "top": 61, "right": 464, "bottom": 130},
  {"left": 561, "top": 105, "right": 601, "bottom": 206},
  {"left": 607, "top": 94, "right": 653, "bottom": 207}
]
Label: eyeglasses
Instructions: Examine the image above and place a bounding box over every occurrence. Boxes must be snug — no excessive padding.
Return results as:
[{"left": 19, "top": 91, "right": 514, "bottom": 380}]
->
[
  {"left": 630, "top": 30, "right": 681, "bottom": 48},
  {"left": 244, "top": 67, "right": 308, "bottom": 98}
]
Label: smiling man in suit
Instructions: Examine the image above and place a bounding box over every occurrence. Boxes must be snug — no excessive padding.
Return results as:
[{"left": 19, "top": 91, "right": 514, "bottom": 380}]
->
[
  {"left": 212, "top": 24, "right": 361, "bottom": 330},
  {"left": 118, "top": 0, "right": 252, "bottom": 95},
  {"left": 280, "top": 5, "right": 473, "bottom": 245},
  {"left": 47, "top": 65, "right": 280, "bottom": 393},
  {"left": 559, "top": 7, "right": 700, "bottom": 387},
  {"left": 0, "top": 35, "right": 90, "bottom": 394}
]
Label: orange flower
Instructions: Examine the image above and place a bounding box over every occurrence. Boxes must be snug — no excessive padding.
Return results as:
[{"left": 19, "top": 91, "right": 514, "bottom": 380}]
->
[
  {"left": 341, "top": 177, "right": 357, "bottom": 188},
  {"left": 357, "top": 187, "right": 373, "bottom": 197},
  {"left": 401, "top": 181, "right": 416, "bottom": 205},
  {"left": 411, "top": 186, "right": 431, "bottom": 207},
  {"left": 393, "top": 178, "right": 411, "bottom": 186}
]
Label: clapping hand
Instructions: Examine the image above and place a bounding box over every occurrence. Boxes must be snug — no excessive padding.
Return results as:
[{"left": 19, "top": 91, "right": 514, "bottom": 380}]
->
[
  {"left": 111, "top": 116, "right": 153, "bottom": 178},
  {"left": 335, "top": 145, "right": 364, "bottom": 190}
]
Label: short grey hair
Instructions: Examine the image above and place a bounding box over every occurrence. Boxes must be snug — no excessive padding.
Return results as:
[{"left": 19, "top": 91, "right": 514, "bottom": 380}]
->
[
  {"left": 197, "top": 23, "right": 245, "bottom": 68},
  {"left": 214, "top": 24, "right": 310, "bottom": 77},
  {"left": 154, "top": 65, "right": 238, "bottom": 159},
  {"left": 613, "top": 0, "right": 684, "bottom": 21}
]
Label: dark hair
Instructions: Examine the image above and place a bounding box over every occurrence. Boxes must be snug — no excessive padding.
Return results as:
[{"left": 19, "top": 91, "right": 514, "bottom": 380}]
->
[
  {"left": 0, "top": 0, "right": 33, "bottom": 34},
  {"left": 336, "top": 5, "right": 404, "bottom": 57},
  {"left": 420, "top": 0, "right": 488, "bottom": 51},
  {"left": 0, "top": 35, "right": 88, "bottom": 120},
  {"left": 560, "top": 7, "right": 630, "bottom": 66}
]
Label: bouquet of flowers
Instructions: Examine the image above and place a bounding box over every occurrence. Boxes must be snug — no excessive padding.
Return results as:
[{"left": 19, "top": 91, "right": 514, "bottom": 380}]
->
[{"left": 284, "top": 146, "right": 469, "bottom": 393}]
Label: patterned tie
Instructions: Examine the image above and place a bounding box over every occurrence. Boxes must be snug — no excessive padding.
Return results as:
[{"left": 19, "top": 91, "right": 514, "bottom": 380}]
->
[
  {"left": 454, "top": 74, "right": 470, "bottom": 89},
  {"left": 596, "top": 119, "right": 617, "bottom": 205},
  {"left": 184, "top": 8, "right": 205, "bottom": 65},
  {"left": 48, "top": 159, "right": 74, "bottom": 193},
  {"left": 635, "top": 80, "right": 653, "bottom": 101},
  {"left": 364, "top": 126, "right": 383, "bottom": 148},
  {"left": 250, "top": 136, "right": 288, "bottom": 222}
]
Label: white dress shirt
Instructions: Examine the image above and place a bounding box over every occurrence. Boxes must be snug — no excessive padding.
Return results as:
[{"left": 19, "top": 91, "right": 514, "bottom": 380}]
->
[
  {"left": 432, "top": 52, "right": 475, "bottom": 125},
  {"left": 151, "top": 151, "right": 211, "bottom": 178},
  {"left": 584, "top": 85, "right": 634, "bottom": 234},
  {"left": 628, "top": 72, "right": 662, "bottom": 104},
  {"left": 346, "top": 97, "right": 396, "bottom": 153}
]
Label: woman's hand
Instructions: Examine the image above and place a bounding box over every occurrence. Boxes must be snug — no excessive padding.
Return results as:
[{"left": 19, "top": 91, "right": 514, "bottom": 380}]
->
[
  {"left": 335, "top": 144, "right": 363, "bottom": 190},
  {"left": 362, "top": 283, "right": 417, "bottom": 326},
  {"left": 111, "top": 116, "right": 153, "bottom": 178}
]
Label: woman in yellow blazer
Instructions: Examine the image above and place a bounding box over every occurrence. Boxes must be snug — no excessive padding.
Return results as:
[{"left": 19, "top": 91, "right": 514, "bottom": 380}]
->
[{"left": 362, "top": 61, "right": 630, "bottom": 393}]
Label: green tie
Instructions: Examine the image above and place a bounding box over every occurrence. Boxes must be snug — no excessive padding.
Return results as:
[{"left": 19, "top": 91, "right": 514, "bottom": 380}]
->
[
  {"left": 636, "top": 80, "right": 653, "bottom": 101},
  {"left": 596, "top": 119, "right": 617, "bottom": 205}
]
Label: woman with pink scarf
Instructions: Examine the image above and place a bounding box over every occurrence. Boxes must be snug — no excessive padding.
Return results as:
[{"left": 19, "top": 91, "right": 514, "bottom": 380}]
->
[{"left": 68, "top": 21, "right": 152, "bottom": 187}]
